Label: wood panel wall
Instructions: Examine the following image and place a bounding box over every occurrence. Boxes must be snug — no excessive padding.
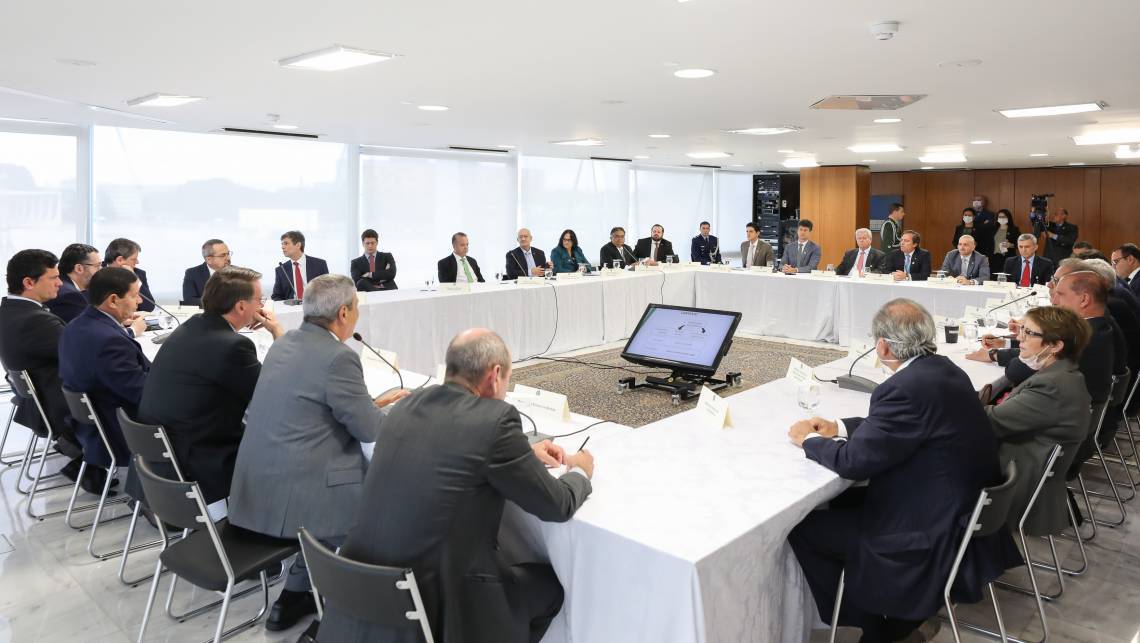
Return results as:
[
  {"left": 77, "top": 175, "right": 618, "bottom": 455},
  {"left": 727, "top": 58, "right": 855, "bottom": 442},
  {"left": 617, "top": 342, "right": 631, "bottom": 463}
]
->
[
  {"left": 869, "top": 166, "right": 1140, "bottom": 262},
  {"left": 799, "top": 166, "right": 870, "bottom": 268}
]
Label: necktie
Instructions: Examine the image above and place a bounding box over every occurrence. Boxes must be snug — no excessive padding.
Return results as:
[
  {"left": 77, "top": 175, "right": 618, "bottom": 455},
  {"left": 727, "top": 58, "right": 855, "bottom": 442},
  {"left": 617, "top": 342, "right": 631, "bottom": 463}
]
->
[
  {"left": 855, "top": 250, "right": 865, "bottom": 274},
  {"left": 293, "top": 261, "right": 304, "bottom": 299},
  {"left": 747, "top": 243, "right": 755, "bottom": 268},
  {"left": 368, "top": 253, "right": 376, "bottom": 274},
  {"left": 799, "top": 243, "right": 805, "bottom": 266},
  {"left": 1020, "top": 260, "right": 1031, "bottom": 287},
  {"left": 461, "top": 257, "right": 474, "bottom": 282},
  {"left": 652, "top": 241, "right": 659, "bottom": 260},
  {"left": 962, "top": 256, "right": 969, "bottom": 277},
  {"left": 904, "top": 254, "right": 911, "bottom": 275}
]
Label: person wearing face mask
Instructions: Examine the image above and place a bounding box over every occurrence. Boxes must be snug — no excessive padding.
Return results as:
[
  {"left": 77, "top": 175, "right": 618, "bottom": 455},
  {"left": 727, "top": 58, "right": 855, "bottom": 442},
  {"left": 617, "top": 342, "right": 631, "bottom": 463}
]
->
[
  {"left": 970, "top": 195, "right": 996, "bottom": 228},
  {"left": 989, "top": 209, "right": 1021, "bottom": 277},
  {"left": 952, "top": 207, "right": 997, "bottom": 257},
  {"left": 980, "top": 306, "right": 1092, "bottom": 536},
  {"left": 318, "top": 329, "right": 593, "bottom": 643},
  {"left": 787, "top": 299, "right": 1014, "bottom": 643}
]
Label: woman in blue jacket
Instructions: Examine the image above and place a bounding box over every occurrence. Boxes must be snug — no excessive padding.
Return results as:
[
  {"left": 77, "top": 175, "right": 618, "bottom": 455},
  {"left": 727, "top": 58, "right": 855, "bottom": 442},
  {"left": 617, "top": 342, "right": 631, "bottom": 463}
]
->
[{"left": 550, "top": 229, "right": 592, "bottom": 274}]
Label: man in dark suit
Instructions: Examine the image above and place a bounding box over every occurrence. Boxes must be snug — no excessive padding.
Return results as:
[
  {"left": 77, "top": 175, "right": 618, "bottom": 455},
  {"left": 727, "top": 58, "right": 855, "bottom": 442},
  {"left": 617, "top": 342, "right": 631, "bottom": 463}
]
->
[
  {"left": 1111, "top": 243, "right": 1140, "bottom": 300},
  {"left": 505, "top": 228, "right": 550, "bottom": 279},
  {"left": 882, "top": 230, "right": 932, "bottom": 281},
  {"left": 940, "top": 234, "right": 991, "bottom": 285},
  {"left": 1003, "top": 233, "right": 1055, "bottom": 287},
  {"left": 788, "top": 299, "right": 1012, "bottom": 642},
  {"left": 599, "top": 226, "right": 637, "bottom": 269},
  {"left": 634, "top": 224, "right": 675, "bottom": 264},
  {"left": 59, "top": 267, "right": 150, "bottom": 478},
  {"left": 0, "top": 250, "right": 85, "bottom": 478},
  {"left": 691, "top": 221, "right": 721, "bottom": 265},
  {"left": 320, "top": 329, "right": 594, "bottom": 643},
  {"left": 181, "top": 238, "right": 231, "bottom": 306},
  {"left": 1033, "top": 208, "right": 1078, "bottom": 265},
  {"left": 437, "top": 232, "right": 485, "bottom": 283},
  {"left": 350, "top": 228, "right": 397, "bottom": 291},
  {"left": 139, "top": 267, "right": 283, "bottom": 505},
  {"left": 46, "top": 243, "right": 101, "bottom": 323},
  {"left": 782, "top": 219, "right": 822, "bottom": 274},
  {"left": 836, "top": 228, "right": 885, "bottom": 277},
  {"left": 103, "top": 238, "right": 156, "bottom": 312},
  {"left": 272, "top": 230, "right": 330, "bottom": 301}
]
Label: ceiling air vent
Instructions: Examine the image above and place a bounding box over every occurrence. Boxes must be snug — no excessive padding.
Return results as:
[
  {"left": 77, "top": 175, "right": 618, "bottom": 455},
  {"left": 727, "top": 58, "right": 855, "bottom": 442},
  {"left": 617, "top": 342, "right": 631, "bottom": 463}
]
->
[
  {"left": 219, "top": 127, "right": 319, "bottom": 139},
  {"left": 810, "top": 95, "right": 926, "bottom": 111}
]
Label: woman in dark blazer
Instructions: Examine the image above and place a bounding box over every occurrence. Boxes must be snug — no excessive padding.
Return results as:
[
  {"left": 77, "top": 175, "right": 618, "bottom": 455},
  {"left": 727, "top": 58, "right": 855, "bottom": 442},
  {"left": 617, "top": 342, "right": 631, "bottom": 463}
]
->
[
  {"left": 550, "top": 229, "right": 591, "bottom": 274},
  {"left": 989, "top": 208, "right": 1021, "bottom": 277},
  {"left": 983, "top": 306, "right": 1092, "bottom": 535}
]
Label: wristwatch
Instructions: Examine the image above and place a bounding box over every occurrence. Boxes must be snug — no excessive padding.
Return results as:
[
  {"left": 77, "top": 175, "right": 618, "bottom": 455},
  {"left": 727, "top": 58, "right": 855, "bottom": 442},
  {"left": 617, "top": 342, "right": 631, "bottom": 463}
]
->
[{"left": 988, "top": 348, "right": 999, "bottom": 362}]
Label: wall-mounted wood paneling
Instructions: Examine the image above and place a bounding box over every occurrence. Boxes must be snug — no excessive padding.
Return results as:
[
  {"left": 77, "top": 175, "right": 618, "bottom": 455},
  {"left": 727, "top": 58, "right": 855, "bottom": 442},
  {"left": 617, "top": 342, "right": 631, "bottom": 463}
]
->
[
  {"left": 800, "top": 166, "right": 870, "bottom": 268},
  {"left": 1100, "top": 167, "right": 1140, "bottom": 251},
  {"left": 921, "top": 170, "right": 975, "bottom": 259}
]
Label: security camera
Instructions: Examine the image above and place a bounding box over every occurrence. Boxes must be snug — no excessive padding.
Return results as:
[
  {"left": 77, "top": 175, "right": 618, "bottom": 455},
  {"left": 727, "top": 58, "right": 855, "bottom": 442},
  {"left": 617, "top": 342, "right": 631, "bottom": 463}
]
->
[{"left": 870, "top": 21, "right": 900, "bottom": 41}]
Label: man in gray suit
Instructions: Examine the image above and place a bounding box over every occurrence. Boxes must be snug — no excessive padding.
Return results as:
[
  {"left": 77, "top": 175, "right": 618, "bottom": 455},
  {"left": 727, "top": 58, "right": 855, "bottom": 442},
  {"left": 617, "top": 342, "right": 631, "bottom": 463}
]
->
[
  {"left": 940, "top": 234, "right": 991, "bottom": 285},
  {"left": 320, "top": 328, "right": 594, "bottom": 643},
  {"left": 228, "top": 274, "right": 409, "bottom": 634},
  {"left": 740, "top": 221, "right": 774, "bottom": 268},
  {"left": 782, "top": 219, "right": 822, "bottom": 274}
]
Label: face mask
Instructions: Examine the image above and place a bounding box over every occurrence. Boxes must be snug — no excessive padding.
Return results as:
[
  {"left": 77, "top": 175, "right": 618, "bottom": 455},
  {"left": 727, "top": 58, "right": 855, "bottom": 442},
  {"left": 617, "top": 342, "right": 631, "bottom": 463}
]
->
[
  {"left": 1022, "top": 347, "right": 1053, "bottom": 371},
  {"left": 963, "top": 216, "right": 974, "bottom": 225},
  {"left": 998, "top": 218, "right": 1008, "bottom": 225},
  {"left": 972, "top": 201, "right": 983, "bottom": 209}
]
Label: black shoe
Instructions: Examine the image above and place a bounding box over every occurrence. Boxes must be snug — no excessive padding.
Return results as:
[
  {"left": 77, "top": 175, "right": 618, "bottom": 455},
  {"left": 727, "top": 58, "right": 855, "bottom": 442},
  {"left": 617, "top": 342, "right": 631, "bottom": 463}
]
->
[
  {"left": 59, "top": 458, "right": 82, "bottom": 482},
  {"left": 79, "top": 466, "right": 119, "bottom": 496},
  {"left": 296, "top": 618, "right": 320, "bottom": 643},
  {"left": 265, "top": 589, "right": 317, "bottom": 632},
  {"left": 54, "top": 436, "right": 84, "bottom": 460}
]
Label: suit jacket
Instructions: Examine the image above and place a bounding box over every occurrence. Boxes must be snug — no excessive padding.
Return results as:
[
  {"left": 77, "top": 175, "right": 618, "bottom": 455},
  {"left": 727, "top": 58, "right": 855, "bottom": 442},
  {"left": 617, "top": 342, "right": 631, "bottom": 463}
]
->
[
  {"left": 437, "top": 254, "right": 485, "bottom": 283},
  {"left": 1034, "top": 220, "right": 1079, "bottom": 265},
  {"left": 271, "top": 256, "right": 330, "bottom": 301},
  {"left": 985, "top": 359, "right": 1091, "bottom": 535},
  {"left": 634, "top": 237, "right": 675, "bottom": 263},
  {"left": 58, "top": 306, "right": 151, "bottom": 467},
  {"left": 1002, "top": 255, "right": 1054, "bottom": 286},
  {"left": 1124, "top": 272, "right": 1140, "bottom": 301},
  {"left": 504, "top": 247, "right": 547, "bottom": 280},
  {"left": 953, "top": 222, "right": 997, "bottom": 256},
  {"left": 135, "top": 267, "right": 156, "bottom": 312},
  {"left": 550, "top": 245, "right": 591, "bottom": 273},
  {"left": 181, "top": 263, "right": 211, "bottom": 307},
  {"left": 599, "top": 243, "right": 636, "bottom": 269},
  {"left": 783, "top": 240, "right": 822, "bottom": 271},
  {"left": 940, "top": 251, "right": 991, "bottom": 284},
  {"left": 739, "top": 240, "right": 775, "bottom": 269},
  {"left": 0, "top": 297, "right": 73, "bottom": 442},
  {"left": 45, "top": 275, "right": 88, "bottom": 323},
  {"left": 228, "top": 322, "right": 387, "bottom": 539},
  {"left": 1108, "top": 293, "right": 1140, "bottom": 376},
  {"left": 691, "top": 235, "right": 721, "bottom": 264},
  {"left": 802, "top": 355, "right": 1010, "bottom": 619},
  {"left": 999, "top": 315, "right": 1121, "bottom": 406},
  {"left": 836, "top": 247, "right": 885, "bottom": 276},
  {"left": 883, "top": 248, "right": 933, "bottom": 281},
  {"left": 138, "top": 312, "right": 260, "bottom": 503},
  {"left": 321, "top": 383, "right": 592, "bottom": 643},
  {"left": 350, "top": 252, "right": 397, "bottom": 291}
]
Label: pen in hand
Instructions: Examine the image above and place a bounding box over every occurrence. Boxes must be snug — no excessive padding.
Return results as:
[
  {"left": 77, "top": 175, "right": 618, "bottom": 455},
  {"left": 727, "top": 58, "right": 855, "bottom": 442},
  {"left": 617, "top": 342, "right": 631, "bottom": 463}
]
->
[{"left": 577, "top": 436, "right": 591, "bottom": 452}]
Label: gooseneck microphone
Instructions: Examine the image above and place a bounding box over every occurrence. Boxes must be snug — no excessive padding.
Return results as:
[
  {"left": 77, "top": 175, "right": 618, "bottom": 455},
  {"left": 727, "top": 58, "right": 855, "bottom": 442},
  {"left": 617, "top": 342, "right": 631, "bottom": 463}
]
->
[
  {"left": 140, "top": 292, "right": 181, "bottom": 345},
  {"left": 836, "top": 345, "right": 880, "bottom": 394},
  {"left": 983, "top": 289, "right": 1043, "bottom": 320},
  {"left": 352, "top": 332, "right": 404, "bottom": 389}
]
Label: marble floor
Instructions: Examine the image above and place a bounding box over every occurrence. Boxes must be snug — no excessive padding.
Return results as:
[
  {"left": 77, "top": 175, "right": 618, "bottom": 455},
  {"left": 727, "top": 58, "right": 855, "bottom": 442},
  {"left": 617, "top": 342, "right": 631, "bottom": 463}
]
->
[{"left": 2, "top": 387, "right": 1140, "bottom": 643}]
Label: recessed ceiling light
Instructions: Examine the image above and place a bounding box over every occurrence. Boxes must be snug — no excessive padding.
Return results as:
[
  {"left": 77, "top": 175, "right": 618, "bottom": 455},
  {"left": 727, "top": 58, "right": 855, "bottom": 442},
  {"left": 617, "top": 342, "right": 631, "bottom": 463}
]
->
[
  {"left": 777, "top": 149, "right": 795, "bottom": 154},
  {"left": 726, "top": 126, "right": 801, "bottom": 136},
  {"left": 0, "top": 116, "right": 74, "bottom": 126},
  {"left": 418, "top": 105, "right": 449, "bottom": 111},
  {"left": 674, "top": 68, "right": 716, "bottom": 79},
  {"left": 497, "top": 144, "right": 516, "bottom": 149},
  {"left": 1115, "top": 145, "right": 1140, "bottom": 159},
  {"left": 861, "top": 159, "right": 877, "bottom": 163},
  {"left": 921, "top": 166, "right": 935, "bottom": 170},
  {"left": 970, "top": 140, "right": 992, "bottom": 145},
  {"left": 937, "top": 58, "right": 983, "bottom": 69},
  {"left": 278, "top": 45, "right": 395, "bottom": 71},
  {"left": 55, "top": 58, "right": 97, "bottom": 67},
  {"left": 729, "top": 164, "right": 745, "bottom": 167},
  {"left": 601, "top": 99, "right": 626, "bottom": 105},
  {"left": 782, "top": 158, "right": 819, "bottom": 168},
  {"left": 648, "top": 133, "right": 671, "bottom": 139},
  {"left": 1029, "top": 153, "right": 1049, "bottom": 157},
  {"left": 873, "top": 118, "right": 902, "bottom": 124},
  {"left": 552, "top": 138, "right": 605, "bottom": 147},
  {"left": 918, "top": 151, "right": 967, "bottom": 163},
  {"left": 634, "top": 155, "right": 651, "bottom": 159},
  {"left": 272, "top": 124, "right": 299, "bottom": 130},
  {"left": 847, "top": 143, "right": 903, "bottom": 153},
  {"left": 1072, "top": 128, "right": 1140, "bottom": 145},
  {"left": 126, "top": 93, "right": 203, "bottom": 107},
  {"left": 686, "top": 151, "right": 732, "bottom": 159},
  {"left": 1068, "top": 162, "right": 1086, "bottom": 166},
  {"left": 997, "top": 102, "right": 1105, "bottom": 119}
]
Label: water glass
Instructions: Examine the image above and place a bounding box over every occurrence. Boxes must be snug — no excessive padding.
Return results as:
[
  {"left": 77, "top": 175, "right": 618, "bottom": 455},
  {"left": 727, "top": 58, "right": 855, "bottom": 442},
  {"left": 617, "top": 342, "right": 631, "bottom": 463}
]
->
[
  {"left": 612, "top": 260, "right": 621, "bottom": 269},
  {"left": 962, "top": 322, "right": 978, "bottom": 347},
  {"left": 796, "top": 383, "right": 821, "bottom": 415},
  {"left": 825, "top": 264, "right": 834, "bottom": 272},
  {"left": 544, "top": 268, "right": 553, "bottom": 279}
]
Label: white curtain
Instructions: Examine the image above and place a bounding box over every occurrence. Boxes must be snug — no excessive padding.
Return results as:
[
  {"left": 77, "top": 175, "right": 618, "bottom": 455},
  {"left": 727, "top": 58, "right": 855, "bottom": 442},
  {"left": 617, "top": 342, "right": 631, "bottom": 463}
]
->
[
  {"left": 631, "top": 166, "right": 715, "bottom": 259},
  {"left": 715, "top": 171, "right": 754, "bottom": 261}
]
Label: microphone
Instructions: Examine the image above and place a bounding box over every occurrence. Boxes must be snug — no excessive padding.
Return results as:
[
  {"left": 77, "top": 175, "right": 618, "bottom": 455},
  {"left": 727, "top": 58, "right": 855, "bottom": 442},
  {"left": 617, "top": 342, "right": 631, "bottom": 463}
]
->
[
  {"left": 276, "top": 263, "right": 302, "bottom": 305},
  {"left": 981, "top": 289, "right": 1043, "bottom": 323},
  {"left": 352, "top": 332, "right": 403, "bottom": 389},
  {"left": 517, "top": 410, "right": 552, "bottom": 445},
  {"left": 619, "top": 245, "right": 635, "bottom": 267},
  {"left": 511, "top": 250, "right": 528, "bottom": 278},
  {"left": 836, "top": 345, "right": 880, "bottom": 394},
  {"left": 140, "top": 292, "right": 181, "bottom": 345}
]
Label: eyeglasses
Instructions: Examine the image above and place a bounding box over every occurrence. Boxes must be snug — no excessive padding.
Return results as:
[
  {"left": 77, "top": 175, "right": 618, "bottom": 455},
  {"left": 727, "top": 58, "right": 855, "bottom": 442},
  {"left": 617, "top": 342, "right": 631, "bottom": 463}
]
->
[
  {"left": 1112, "top": 257, "right": 1124, "bottom": 265},
  {"left": 1017, "top": 327, "right": 1046, "bottom": 340},
  {"left": 210, "top": 252, "right": 233, "bottom": 259},
  {"left": 80, "top": 261, "right": 102, "bottom": 269}
]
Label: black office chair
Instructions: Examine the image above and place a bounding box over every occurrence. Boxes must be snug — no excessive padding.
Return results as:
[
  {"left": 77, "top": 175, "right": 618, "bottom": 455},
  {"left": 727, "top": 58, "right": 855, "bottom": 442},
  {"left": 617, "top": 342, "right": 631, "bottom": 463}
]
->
[
  {"left": 299, "top": 527, "right": 435, "bottom": 643},
  {"left": 0, "top": 370, "right": 27, "bottom": 467},
  {"left": 1078, "top": 370, "right": 1130, "bottom": 528},
  {"left": 6, "top": 368, "right": 79, "bottom": 517},
  {"left": 134, "top": 456, "right": 299, "bottom": 643}
]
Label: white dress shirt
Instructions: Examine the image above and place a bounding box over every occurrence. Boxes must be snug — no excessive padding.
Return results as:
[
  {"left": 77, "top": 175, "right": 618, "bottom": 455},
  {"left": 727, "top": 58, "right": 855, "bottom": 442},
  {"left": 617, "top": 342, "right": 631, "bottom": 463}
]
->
[
  {"left": 1129, "top": 267, "right": 1140, "bottom": 284},
  {"left": 5, "top": 294, "right": 42, "bottom": 307}
]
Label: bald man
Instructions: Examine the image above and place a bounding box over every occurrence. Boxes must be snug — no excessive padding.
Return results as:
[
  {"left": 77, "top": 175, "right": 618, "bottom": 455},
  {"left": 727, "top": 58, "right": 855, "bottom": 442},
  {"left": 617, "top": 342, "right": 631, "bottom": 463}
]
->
[
  {"left": 505, "top": 228, "right": 551, "bottom": 279},
  {"left": 940, "top": 235, "right": 991, "bottom": 285}
]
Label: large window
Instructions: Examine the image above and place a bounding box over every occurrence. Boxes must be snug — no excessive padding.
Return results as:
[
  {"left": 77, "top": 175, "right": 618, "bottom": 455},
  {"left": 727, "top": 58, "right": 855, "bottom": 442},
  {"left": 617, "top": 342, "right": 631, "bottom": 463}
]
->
[
  {"left": 520, "top": 157, "right": 630, "bottom": 265},
  {"left": 0, "top": 130, "right": 81, "bottom": 260},
  {"left": 360, "top": 149, "right": 517, "bottom": 287},
  {"left": 93, "top": 126, "right": 353, "bottom": 301},
  {"left": 631, "top": 166, "right": 715, "bottom": 257}
]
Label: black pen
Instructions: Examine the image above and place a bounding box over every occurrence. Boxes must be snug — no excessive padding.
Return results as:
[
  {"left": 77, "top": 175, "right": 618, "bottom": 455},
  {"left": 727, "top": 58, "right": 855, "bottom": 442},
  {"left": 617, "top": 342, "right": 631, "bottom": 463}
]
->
[{"left": 577, "top": 436, "right": 591, "bottom": 452}]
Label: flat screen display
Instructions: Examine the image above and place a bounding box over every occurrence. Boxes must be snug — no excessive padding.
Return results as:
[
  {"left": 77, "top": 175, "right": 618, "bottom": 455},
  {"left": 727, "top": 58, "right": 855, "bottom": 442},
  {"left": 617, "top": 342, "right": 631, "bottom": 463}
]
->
[{"left": 622, "top": 304, "right": 741, "bottom": 375}]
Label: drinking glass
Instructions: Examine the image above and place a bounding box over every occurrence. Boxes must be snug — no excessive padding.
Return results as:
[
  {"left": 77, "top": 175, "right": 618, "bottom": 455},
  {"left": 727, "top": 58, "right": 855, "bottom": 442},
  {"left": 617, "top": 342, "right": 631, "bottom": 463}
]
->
[
  {"left": 796, "top": 383, "right": 821, "bottom": 415},
  {"left": 825, "top": 264, "right": 834, "bottom": 272},
  {"left": 667, "top": 255, "right": 675, "bottom": 264},
  {"left": 544, "top": 268, "right": 553, "bottom": 279},
  {"left": 612, "top": 260, "right": 621, "bottom": 269},
  {"left": 962, "top": 322, "right": 978, "bottom": 347},
  {"left": 996, "top": 273, "right": 1008, "bottom": 283}
]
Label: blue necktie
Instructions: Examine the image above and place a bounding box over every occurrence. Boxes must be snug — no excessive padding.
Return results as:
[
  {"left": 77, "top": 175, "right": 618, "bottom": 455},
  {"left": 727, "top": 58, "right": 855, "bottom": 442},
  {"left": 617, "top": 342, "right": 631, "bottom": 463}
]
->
[{"left": 904, "top": 255, "right": 911, "bottom": 274}]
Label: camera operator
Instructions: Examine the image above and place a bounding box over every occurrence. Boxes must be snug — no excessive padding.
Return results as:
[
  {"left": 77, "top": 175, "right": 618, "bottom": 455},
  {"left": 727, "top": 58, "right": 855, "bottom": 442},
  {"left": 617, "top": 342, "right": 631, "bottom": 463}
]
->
[{"left": 1033, "top": 207, "right": 1078, "bottom": 265}]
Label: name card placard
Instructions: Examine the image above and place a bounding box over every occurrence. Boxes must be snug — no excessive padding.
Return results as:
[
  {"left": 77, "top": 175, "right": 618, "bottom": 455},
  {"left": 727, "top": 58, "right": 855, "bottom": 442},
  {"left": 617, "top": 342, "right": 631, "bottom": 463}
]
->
[
  {"left": 708, "top": 263, "right": 733, "bottom": 272},
  {"left": 963, "top": 305, "right": 985, "bottom": 321},
  {"left": 684, "top": 261, "right": 703, "bottom": 267},
  {"left": 510, "top": 384, "right": 572, "bottom": 422},
  {"left": 438, "top": 282, "right": 471, "bottom": 294},
  {"left": 697, "top": 386, "right": 734, "bottom": 430},
  {"left": 984, "top": 298, "right": 1006, "bottom": 309},
  {"left": 635, "top": 264, "right": 664, "bottom": 272},
  {"left": 984, "top": 281, "right": 1018, "bottom": 292},
  {"left": 749, "top": 265, "right": 773, "bottom": 273},
  {"left": 360, "top": 345, "right": 400, "bottom": 372},
  {"left": 863, "top": 272, "right": 892, "bottom": 282},
  {"left": 515, "top": 276, "right": 545, "bottom": 286},
  {"left": 810, "top": 270, "right": 837, "bottom": 277},
  {"left": 555, "top": 272, "right": 583, "bottom": 281},
  {"left": 786, "top": 357, "right": 815, "bottom": 386}
]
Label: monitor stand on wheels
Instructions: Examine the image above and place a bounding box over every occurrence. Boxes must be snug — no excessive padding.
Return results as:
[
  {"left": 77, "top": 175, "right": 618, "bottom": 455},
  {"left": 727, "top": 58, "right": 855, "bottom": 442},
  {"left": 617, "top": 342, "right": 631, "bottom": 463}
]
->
[{"left": 617, "top": 370, "right": 742, "bottom": 406}]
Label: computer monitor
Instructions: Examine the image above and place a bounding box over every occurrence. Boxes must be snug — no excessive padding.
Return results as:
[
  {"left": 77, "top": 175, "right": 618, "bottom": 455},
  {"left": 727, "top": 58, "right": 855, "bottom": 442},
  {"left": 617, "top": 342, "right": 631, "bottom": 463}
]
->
[{"left": 621, "top": 304, "right": 741, "bottom": 377}]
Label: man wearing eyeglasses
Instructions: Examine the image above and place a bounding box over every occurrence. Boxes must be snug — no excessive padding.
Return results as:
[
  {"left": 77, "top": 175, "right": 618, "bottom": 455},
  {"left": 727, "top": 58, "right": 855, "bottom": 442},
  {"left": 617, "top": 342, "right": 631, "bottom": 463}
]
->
[
  {"left": 46, "top": 243, "right": 102, "bottom": 323},
  {"left": 182, "top": 239, "right": 232, "bottom": 307},
  {"left": 1111, "top": 244, "right": 1140, "bottom": 300}
]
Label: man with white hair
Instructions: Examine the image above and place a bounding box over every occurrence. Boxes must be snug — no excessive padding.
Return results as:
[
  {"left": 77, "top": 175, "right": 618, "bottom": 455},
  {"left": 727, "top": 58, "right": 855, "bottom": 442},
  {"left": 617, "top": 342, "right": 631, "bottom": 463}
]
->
[
  {"left": 228, "top": 274, "right": 409, "bottom": 634},
  {"left": 940, "top": 234, "right": 990, "bottom": 285},
  {"left": 836, "top": 228, "right": 885, "bottom": 277},
  {"left": 1002, "top": 233, "right": 1054, "bottom": 286}
]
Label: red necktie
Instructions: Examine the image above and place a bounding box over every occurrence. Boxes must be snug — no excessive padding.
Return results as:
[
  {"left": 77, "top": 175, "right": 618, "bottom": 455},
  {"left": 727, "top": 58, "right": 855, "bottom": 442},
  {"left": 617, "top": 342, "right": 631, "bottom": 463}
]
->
[
  {"left": 368, "top": 253, "right": 376, "bottom": 273},
  {"left": 1020, "top": 260, "right": 1031, "bottom": 287},
  {"left": 293, "top": 261, "right": 304, "bottom": 299},
  {"left": 855, "top": 251, "right": 866, "bottom": 274}
]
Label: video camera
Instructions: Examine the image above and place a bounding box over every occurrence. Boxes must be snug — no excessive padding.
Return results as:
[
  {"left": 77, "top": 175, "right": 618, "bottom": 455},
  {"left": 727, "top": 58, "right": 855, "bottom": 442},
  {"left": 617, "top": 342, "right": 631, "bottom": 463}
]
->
[{"left": 1029, "top": 193, "right": 1054, "bottom": 223}]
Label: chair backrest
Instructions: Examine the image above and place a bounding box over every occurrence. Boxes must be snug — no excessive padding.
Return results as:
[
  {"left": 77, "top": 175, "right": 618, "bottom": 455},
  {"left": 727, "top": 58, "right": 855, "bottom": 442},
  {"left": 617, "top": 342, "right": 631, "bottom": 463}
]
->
[
  {"left": 973, "top": 460, "right": 1020, "bottom": 537},
  {"left": 116, "top": 409, "right": 185, "bottom": 480},
  {"left": 61, "top": 387, "right": 96, "bottom": 427},
  {"left": 4, "top": 368, "right": 32, "bottom": 401},
  {"left": 299, "top": 528, "right": 434, "bottom": 642},
  {"left": 133, "top": 455, "right": 210, "bottom": 533},
  {"left": 1018, "top": 444, "right": 1064, "bottom": 532},
  {"left": 1089, "top": 400, "right": 1110, "bottom": 441},
  {"left": 1110, "top": 368, "right": 1131, "bottom": 407}
]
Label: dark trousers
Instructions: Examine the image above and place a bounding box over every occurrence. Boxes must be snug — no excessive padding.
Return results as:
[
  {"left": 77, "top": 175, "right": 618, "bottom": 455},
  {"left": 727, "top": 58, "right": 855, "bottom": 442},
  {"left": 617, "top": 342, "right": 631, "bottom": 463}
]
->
[
  {"left": 789, "top": 494, "right": 923, "bottom": 643},
  {"left": 504, "top": 562, "right": 564, "bottom": 643}
]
